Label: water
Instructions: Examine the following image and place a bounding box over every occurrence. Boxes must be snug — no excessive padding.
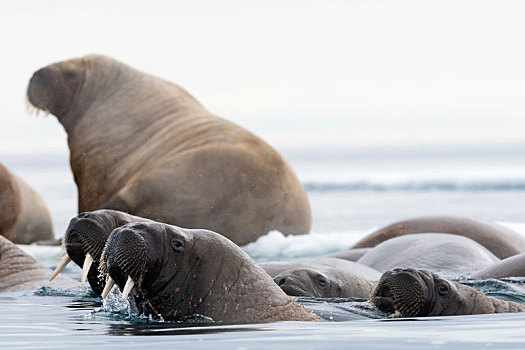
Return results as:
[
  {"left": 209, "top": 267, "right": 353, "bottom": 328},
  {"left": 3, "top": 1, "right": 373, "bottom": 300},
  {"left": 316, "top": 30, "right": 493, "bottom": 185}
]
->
[{"left": 2, "top": 144, "right": 525, "bottom": 349}]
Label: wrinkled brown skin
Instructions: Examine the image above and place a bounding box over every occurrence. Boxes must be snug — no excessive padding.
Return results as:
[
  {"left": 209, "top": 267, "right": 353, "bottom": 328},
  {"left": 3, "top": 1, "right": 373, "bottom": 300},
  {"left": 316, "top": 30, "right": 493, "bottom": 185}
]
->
[
  {"left": 0, "top": 236, "right": 78, "bottom": 292},
  {"left": 103, "top": 222, "right": 321, "bottom": 324},
  {"left": 357, "top": 233, "right": 500, "bottom": 277},
  {"left": 27, "top": 55, "right": 311, "bottom": 245},
  {"left": 372, "top": 269, "right": 525, "bottom": 317},
  {"left": 352, "top": 216, "right": 525, "bottom": 259},
  {"left": 0, "top": 163, "right": 21, "bottom": 240},
  {"left": 10, "top": 175, "right": 54, "bottom": 244},
  {"left": 472, "top": 252, "right": 525, "bottom": 279}
]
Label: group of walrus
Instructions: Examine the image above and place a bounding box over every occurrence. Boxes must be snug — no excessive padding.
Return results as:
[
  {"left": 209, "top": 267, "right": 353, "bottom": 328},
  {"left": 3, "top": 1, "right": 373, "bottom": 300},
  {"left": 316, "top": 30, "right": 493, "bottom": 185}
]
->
[{"left": 1, "top": 54, "right": 525, "bottom": 324}]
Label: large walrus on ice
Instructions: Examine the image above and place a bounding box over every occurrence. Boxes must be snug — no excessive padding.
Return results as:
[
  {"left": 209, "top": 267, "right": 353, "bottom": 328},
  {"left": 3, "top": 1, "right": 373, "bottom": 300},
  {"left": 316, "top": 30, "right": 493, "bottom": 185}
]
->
[{"left": 27, "top": 55, "right": 311, "bottom": 245}]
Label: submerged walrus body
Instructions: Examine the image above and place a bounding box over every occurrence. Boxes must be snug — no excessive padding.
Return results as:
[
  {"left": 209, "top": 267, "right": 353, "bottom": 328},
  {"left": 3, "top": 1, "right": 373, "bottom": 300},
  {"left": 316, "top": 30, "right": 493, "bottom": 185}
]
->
[
  {"left": 27, "top": 55, "right": 311, "bottom": 245},
  {"left": 357, "top": 233, "right": 499, "bottom": 277},
  {"left": 101, "top": 222, "right": 321, "bottom": 324},
  {"left": 352, "top": 216, "right": 525, "bottom": 259},
  {"left": 0, "top": 163, "right": 54, "bottom": 244},
  {"left": 372, "top": 268, "right": 525, "bottom": 317}
]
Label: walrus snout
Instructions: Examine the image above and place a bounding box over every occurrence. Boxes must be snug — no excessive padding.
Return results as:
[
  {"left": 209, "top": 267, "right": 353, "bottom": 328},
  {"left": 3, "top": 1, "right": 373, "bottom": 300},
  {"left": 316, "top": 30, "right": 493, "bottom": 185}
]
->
[
  {"left": 27, "top": 68, "right": 54, "bottom": 111},
  {"left": 372, "top": 268, "right": 428, "bottom": 317}
]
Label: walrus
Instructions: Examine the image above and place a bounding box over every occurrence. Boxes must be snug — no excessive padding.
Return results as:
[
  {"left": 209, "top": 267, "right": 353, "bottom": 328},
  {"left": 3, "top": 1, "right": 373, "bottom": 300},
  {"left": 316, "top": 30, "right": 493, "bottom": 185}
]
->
[
  {"left": 259, "top": 257, "right": 380, "bottom": 298},
  {"left": 49, "top": 209, "right": 151, "bottom": 295},
  {"left": 472, "top": 252, "right": 525, "bottom": 279},
  {"left": 357, "top": 233, "right": 500, "bottom": 277},
  {"left": 0, "top": 163, "right": 21, "bottom": 240},
  {"left": 351, "top": 216, "right": 525, "bottom": 259},
  {"left": 27, "top": 55, "right": 311, "bottom": 245},
  {"left": 0, "top": 162, "right": 54, "bottom": 244},
  {"left": 371, "top": 268, "right": 525, "bottom": 317},
  {"left": 100, "top": 222, "right": 321, "bottom": 323},
  {"left": 272, "top": 266, "right": 377, "bottom": 299},
  {"left": 0, "top": 236, "right": 77, "bottom": 292}
]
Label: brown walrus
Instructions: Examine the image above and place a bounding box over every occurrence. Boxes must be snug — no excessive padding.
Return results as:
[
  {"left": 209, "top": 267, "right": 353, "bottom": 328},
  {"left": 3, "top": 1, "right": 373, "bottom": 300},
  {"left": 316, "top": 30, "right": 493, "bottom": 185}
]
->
[
  {"left": 371, "top": 268, "right": 525, "bottom": 317},
  {"left": 351, "top": 216, "right": 525, "bottom": 259},
  {"left": 101, "top": 222, "right": 321, "bottom": 323},
  {"left": 0, "top": 236, "right": 77, "bottom": 292},
  {"left": 27, "top": 55, "right": 311, "bottom": 245},
  {"left": 0, "top": 162, "right": 54, "bottom": 244}
]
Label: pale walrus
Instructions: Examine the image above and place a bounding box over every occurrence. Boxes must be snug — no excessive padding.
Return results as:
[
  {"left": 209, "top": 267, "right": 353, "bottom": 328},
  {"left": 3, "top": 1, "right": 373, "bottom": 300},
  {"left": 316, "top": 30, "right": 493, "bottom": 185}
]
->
[
  {"left": 351, "top": 216, "right": 525, "bottom": 259},
  {"left": 357, "top": 233, "right": 499, "bottom": 277},
  {"left": 27, "top": 55, "right": 311, "bottom": 245},
  {"left": 472, "top": 252, "right": 525, "bottom": 279},
  {"left": 49, "top": 209, "right": 152, "bottom": 295},
  {"left": 371, "top": 268, "right": 525, "bottom": 317},
  {"left": 0, "top": 236, "right": 77, "bottom": 292},
  {"left": 100, "top": 222, "right": 321, "bottom": 323},
  {"left": 0, "top": 162, "right": 54, "bottom": 244},
  {"left": 259, "top": 257, "right": 380, "bottom": 298}
]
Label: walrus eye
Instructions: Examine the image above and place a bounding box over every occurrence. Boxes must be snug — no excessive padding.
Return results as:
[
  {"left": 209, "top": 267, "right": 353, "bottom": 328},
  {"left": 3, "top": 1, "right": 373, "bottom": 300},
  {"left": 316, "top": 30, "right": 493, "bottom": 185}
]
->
[
  {"left": 64, "top": 70, "right": 78, "bottom": 80},
  {"left": 316, "top": 275, "right": 328, "bottom": 287},
  {"left": 171, "top": 238, "right": 184, "bottom": 253},
  {"left": 438, "top": 283, "right": 449, "bottom": 295}
]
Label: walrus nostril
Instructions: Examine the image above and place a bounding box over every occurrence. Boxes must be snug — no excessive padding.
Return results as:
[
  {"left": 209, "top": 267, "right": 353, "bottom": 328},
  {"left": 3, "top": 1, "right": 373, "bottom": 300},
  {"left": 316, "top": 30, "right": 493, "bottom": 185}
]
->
[{"left": 276, "top": 276, "right": 287, "bottom": 286}]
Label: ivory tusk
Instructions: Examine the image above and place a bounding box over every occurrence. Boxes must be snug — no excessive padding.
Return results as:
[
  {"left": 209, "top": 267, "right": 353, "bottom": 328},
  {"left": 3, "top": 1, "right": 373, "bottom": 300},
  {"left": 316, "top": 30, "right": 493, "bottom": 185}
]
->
[
  {"left": 101, "top": 276, "right": 115, "bottom": 299},
  {"left": 121, "top": 276, "right": 135, "bottom": 300},
  {"left": 81, "top": 254, "right": 94, "bottom": 285},
  {"left": 49, "top": 255, "right": 72, "bottom": 281}
]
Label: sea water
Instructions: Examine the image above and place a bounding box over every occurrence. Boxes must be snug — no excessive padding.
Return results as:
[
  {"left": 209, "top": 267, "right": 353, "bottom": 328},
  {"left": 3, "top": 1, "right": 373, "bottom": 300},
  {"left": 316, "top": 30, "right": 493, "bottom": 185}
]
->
[{"left": 1, "top": 143, "right": 525, "bottom": 349}]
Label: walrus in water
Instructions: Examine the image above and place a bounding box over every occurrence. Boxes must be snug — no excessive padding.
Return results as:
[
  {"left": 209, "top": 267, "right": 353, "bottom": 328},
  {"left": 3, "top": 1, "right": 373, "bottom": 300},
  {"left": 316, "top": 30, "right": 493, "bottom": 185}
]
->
[
  {"left": 371, "top": 268, "right": 525, "bottom": 317},
  {"left": 357, "top": 233, "right": 499, "bottom": 277},
  {"left": 48, "top": 209, "right": 151, "bottom": 295},
  {"left": 0, "top": 162, "right": 54, "bottom": 244},
  {"left": 472, "top": 252, "right": 525, "bottom": 279},
  {"left": 259, "top": 258, "right": 380, "bottom": 298},
  {"left": 26, "top": 55, "right": 311, "bottom": 245},
  {"left": 0, "top": 236, "right": 77, "bottom": 292},
  {"left": 352, "top": 216, "right": 525, "bottom": 259},
  {"left": 100, "top": 222, "right": 321, "bottom": 323}
]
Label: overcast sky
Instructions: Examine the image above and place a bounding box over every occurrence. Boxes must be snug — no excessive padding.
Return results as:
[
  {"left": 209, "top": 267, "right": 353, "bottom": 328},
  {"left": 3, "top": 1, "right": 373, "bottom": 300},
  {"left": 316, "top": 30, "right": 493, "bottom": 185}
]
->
[{"left": 1, "top": 0, "right": 524, "bottom": 153}]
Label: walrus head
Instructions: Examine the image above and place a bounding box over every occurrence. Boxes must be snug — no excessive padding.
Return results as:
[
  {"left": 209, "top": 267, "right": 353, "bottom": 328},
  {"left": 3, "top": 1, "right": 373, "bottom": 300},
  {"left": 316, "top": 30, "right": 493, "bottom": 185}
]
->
[
  {"left": 27, "top": 55, "right": 128, "bottom": 133},
  {"left": 274, "top": 268, "right": 341, "bottom": 298},
  {"left": 49, "top": 210, "right": 149, "bottom": 295},
  {"left": 100, "top": 222, "right": 310, "bottom": 323},
  {"left": 27, "top": 58, "right": 86, "bottom": 117},
  {"left": 371, "top": 268, "right": 458, "bottom": 317}
]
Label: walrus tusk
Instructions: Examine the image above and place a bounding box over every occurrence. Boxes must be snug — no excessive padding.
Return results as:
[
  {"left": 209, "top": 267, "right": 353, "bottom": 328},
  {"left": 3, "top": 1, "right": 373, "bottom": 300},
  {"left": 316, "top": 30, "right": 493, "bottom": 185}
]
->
[
  {"left": 101, "top": 276, "right": 115, "bottom": 299},
  {"left": 49, "top": 255, "right": 72, "bottom": 281},
  {"left": 121, "top": 276, "right": 135, "bottom": 300},
  {"left": 81, "top": 254, "right": 94, "bottom": 285}
]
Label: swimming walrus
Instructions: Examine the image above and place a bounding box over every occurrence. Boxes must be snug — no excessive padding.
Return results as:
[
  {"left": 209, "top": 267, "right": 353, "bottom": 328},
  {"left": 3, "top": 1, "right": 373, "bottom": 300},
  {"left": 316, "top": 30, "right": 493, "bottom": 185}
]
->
[
  {"left": 26, "top": 55, "right": 311, "bottom": 245},
  {"left": 49, "top": 209, "right": 151, "bottom": 295},
  {"left": 0, "top": 162, "right": 54, "bottom": 244},
  {"left": 352, "top": 216, "right": 525, "bottom": 259},
  {"left": 259, "top": 257, "right": 380, "bottom": 298},
  {"left": 371, "top": 268, "right": 525, "bottom": 317},
  {"left": 357, "top": 233, "right": 499, "bottom": 277},
  {"left": 0, "top": 236, "right": 77, "bottom": 292},
  {"left": 101, "top": 222, "right": 321, "bottom": 323}
]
